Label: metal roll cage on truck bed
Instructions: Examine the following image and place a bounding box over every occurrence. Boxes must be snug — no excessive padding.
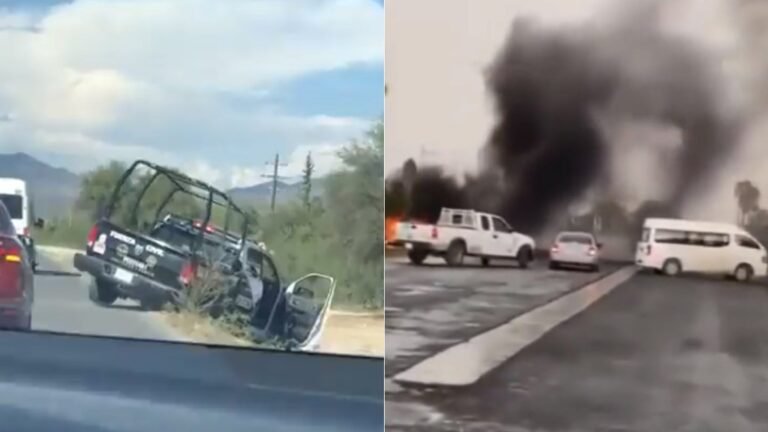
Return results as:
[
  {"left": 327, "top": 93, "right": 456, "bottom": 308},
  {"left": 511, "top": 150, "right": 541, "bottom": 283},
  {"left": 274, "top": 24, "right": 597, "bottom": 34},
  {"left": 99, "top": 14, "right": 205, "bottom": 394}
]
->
[{"left": 107, "top": 159, "right": 250, "bottom": 250}]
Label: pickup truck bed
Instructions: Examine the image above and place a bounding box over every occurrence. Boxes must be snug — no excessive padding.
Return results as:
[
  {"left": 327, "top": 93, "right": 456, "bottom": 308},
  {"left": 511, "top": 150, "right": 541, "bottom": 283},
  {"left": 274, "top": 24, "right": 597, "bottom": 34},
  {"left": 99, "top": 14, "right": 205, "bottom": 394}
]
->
[{"left": 74, "top": 220, "right": 197, "bottom": 308}]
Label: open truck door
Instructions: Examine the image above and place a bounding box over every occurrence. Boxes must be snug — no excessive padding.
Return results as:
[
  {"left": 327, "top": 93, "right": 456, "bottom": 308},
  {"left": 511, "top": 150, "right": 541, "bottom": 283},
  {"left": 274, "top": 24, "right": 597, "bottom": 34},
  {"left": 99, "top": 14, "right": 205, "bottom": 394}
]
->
[{"left": 282, "top": 273, "right": 336, "bottom": 352}]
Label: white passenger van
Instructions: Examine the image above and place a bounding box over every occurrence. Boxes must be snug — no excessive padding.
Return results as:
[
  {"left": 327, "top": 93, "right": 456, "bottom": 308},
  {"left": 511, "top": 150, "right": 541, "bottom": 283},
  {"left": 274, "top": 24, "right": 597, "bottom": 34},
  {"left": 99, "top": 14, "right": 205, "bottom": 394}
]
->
[
  {"left": 0, "top": 178, "right": 30, "bottom": 237},
  {"left": 0, "top": 178, "right": 39, "bottom": 270},
  {"left": 635, "top": 218, "right": 768, "bottom": 282}
]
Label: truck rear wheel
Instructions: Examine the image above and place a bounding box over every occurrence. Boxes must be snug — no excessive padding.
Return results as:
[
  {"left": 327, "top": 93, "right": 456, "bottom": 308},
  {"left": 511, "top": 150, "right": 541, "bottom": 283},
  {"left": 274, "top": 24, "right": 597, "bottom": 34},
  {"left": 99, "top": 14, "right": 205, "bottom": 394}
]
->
[
  {"left": 407, "top": 249, "right": 428, "bottom": 265},
  {"left": 89, "top": 278, "right": 118, "bottom": 306},
  {"left": 140, "top": 298, "right": 166, "bottom": 311},
  {"left": 445, "top": 241, "right": 466, "bottom": 267}
]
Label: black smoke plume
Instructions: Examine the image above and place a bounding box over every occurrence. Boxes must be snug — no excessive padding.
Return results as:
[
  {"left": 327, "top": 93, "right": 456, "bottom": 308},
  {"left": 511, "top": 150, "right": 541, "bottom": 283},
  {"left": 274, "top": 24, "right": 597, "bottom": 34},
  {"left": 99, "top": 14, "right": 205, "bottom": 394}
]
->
[{"left": 390, "top": 7, "right": 739, "bottom": 234}]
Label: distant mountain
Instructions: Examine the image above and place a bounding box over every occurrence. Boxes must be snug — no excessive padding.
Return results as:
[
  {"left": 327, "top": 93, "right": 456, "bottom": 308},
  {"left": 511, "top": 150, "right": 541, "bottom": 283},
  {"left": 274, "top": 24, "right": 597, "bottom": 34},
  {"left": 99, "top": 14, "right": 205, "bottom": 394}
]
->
[
  {"left": 0, "top": 153, "right": 80, "bottom": 218},
  {"left": 0, "top": 152, "right": 329, "bottom": 217},
  {"left": 228, "top": 177, "right": 326, "bottom": 208}
]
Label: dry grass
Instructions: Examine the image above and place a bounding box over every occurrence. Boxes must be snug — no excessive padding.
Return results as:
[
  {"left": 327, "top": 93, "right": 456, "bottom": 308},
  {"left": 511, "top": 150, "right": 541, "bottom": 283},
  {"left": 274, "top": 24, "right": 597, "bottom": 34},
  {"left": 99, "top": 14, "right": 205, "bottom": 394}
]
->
[
  {"left": 163, "top": 309, "right": 385, "bottom": 357},
  {"left": 318, "top": 312, "right": 384, "bottom": 357}
]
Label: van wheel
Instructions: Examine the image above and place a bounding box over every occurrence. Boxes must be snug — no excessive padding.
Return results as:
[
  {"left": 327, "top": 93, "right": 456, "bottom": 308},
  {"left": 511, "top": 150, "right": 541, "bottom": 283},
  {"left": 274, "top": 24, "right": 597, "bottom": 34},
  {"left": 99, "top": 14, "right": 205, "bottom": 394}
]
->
[
  {"left": 407, "top": 249, "right": 428, "bottom": 265},
  {"left": 481, "top": 258, "right": 490, "bottom": 267},
  {"left": 89, "top": 278, "right": 118, "bottom": 305},
  {"left": 734, "top": 264, "right": 753, "bottom": 282},
  {"left": 445, "top": 241, "right": 466, "bottom": 267},
  {"left": 662, "top": 259, "right": 682, "bottom": 277},
  {"left": 517, "top": 246, "right": 532, "bottom": 269}
]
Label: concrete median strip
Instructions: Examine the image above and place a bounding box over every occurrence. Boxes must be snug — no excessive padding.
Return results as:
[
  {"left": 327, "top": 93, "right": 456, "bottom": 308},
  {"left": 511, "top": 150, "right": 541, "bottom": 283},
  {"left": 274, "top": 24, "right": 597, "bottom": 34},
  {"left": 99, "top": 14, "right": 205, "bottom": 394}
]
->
[{"left": 393, "top": 265, "right": 638, "bottom": 387}]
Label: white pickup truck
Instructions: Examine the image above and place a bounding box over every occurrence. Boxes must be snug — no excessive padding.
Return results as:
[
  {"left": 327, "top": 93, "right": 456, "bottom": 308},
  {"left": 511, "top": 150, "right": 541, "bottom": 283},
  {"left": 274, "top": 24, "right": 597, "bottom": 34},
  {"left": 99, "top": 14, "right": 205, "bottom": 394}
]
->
[{"left": 392, "top": 208, "right": 536, "bottom": 267}]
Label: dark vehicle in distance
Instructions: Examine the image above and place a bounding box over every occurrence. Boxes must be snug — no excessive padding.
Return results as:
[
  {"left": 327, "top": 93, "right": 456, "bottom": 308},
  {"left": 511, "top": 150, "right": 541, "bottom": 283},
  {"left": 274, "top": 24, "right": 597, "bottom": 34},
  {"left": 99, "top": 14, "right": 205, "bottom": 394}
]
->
[
  {"left": 73, "top": 160, "right": 335, "bottom": 351},
  {"left": 0, "top": 201, "right": 33, "bottom": 330}
]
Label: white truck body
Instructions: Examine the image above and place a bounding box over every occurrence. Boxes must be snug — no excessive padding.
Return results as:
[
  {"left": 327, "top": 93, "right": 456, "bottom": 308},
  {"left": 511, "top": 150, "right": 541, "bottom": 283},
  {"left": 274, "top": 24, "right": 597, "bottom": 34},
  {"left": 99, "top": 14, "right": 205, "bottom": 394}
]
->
[{"left": 393, "top": 208, "right": 536, "bottom": 267}]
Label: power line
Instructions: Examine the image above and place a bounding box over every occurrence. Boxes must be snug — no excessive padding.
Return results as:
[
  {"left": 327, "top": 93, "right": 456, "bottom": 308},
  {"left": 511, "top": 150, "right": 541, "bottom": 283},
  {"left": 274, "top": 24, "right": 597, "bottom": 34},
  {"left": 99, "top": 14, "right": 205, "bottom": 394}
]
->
[{"left": 261, "top": 153, "right": 289, "bottom": 211}]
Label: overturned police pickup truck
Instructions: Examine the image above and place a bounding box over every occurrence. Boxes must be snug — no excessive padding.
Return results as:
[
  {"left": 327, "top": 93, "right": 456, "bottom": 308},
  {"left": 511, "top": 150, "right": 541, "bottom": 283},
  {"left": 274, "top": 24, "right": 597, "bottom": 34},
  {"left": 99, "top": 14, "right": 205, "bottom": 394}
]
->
[{"left": 73, "top": 160, "right": 335, "bottom": 351}]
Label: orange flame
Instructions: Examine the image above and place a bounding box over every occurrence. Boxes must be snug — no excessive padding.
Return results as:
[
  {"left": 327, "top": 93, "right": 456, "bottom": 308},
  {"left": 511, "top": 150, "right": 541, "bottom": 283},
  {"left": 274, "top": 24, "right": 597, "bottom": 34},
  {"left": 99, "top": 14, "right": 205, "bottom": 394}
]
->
[{"left": 385, "top": 216, "right": 401, "bottom": 244}]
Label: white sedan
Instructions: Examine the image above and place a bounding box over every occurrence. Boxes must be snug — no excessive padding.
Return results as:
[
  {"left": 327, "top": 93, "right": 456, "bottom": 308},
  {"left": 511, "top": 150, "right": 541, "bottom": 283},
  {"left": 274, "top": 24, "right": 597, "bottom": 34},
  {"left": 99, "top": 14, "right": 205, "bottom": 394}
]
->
[{"left": 549, "top": 231, "right": 601, "bottom": 272}]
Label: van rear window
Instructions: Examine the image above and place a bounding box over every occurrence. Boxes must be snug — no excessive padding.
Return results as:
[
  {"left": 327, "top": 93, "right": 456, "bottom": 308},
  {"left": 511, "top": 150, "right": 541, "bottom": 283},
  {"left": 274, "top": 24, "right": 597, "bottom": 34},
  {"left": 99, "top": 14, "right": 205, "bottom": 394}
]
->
[
  {"left": 0, "top": 194, "right": 22, "bottom": 219},
  {"left": 642, "top": 228, "right": 650, "bottom": 242}
]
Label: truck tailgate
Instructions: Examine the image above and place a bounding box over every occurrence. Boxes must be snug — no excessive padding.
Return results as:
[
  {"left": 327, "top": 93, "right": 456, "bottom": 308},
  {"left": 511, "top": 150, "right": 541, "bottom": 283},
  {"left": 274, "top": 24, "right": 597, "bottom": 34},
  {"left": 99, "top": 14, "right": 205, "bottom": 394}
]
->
[
  {"left": 89, "top": 221, "right": 188, "bottom": 290},
  {"left": 394, "top": 221, "right": 435, "bottom": 244}
]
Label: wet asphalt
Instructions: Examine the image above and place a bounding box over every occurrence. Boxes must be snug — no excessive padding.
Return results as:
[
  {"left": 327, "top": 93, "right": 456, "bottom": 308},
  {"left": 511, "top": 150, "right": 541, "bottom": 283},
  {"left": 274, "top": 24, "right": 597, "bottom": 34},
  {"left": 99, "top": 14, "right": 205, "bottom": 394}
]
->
[{"left": 387, "top": 267, "right": 768, "bottom": 432}]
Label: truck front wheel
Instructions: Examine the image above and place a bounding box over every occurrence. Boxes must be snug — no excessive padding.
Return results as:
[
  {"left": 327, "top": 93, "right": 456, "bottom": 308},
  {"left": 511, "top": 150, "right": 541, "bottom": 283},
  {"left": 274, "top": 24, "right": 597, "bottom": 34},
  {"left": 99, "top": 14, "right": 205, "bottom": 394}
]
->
[{"left": 517, "top": 246, "right": 533, "bottom": 269}]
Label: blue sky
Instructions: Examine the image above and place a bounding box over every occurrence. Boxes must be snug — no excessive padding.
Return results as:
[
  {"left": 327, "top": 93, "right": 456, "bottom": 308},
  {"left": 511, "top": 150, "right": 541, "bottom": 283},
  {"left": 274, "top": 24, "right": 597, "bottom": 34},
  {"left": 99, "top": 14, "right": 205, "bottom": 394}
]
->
[{"left": 0, "top": 0, "right": 383, "bottom": 187}]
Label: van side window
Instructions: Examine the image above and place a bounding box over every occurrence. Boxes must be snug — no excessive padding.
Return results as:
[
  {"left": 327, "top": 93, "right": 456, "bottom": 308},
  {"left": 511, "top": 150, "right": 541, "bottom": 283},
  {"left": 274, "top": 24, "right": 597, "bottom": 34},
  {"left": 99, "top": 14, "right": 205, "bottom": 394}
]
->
[
  {"left": 654, "top": 229, "right": 729, "bottom": 247},
  {"left": 654, "top": 229, "right": 686, "bottom": 244},
  {"left": 736, "top": 235, "right": 761, "bottom": 250}
]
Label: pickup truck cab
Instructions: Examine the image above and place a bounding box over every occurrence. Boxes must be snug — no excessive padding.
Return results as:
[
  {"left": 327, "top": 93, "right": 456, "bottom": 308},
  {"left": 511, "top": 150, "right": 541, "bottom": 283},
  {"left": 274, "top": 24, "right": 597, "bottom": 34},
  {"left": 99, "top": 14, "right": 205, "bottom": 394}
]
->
[{"left": 393, "top": 208, "right": 536, "bottom": 267}]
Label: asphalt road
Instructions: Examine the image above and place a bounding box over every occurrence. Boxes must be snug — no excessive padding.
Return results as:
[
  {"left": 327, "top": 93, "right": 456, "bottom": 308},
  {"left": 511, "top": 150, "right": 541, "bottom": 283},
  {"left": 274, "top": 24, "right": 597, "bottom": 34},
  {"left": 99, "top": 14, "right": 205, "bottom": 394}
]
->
[
  {"left": 31, "top": 251, "right": 186, "bottom": 343},
  {"left": 387, "top": 267, "right": 768, "bottom": 432},
  {"left": 386, "top": 256, "right": 620, "bottom": 377}
]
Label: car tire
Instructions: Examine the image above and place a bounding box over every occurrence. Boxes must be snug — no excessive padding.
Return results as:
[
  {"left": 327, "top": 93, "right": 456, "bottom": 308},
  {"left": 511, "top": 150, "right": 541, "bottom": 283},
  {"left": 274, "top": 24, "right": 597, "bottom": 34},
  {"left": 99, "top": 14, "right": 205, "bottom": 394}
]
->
[
  {"left": 517, "top": 246, "right": 532, "bottom": 269},
  {"left": 592, "top": 264, "right": 600, "bottom": 273},
  {"left": 662, "top": 259, "right": 682, "bottom": 277},
  {"left": 89, "top": 278, "right": 118, "bottom": 306},
  {"left": 445, "top": 241, "right": 466, "bottom": 267},
  {"left": 549, "top": 261, "right": 559, "bottom": 270},
  {"left": 734, "top": 264, "right": 753, "bottom": 283},
  {"left": 407, "top": 249, "right": 428, "bottom": 265},
  {"left": 481, "top": 258, "right": 490, "bottom": 267}
]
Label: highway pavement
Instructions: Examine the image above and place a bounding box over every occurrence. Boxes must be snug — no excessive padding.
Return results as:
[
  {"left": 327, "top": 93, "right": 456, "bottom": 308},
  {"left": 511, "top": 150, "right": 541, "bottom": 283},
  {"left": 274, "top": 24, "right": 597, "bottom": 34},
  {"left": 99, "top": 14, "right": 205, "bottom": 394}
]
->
[
  {"left": 386, "top": 257, "right": 768, "bottom": 431},
  {"left": 31, "top": 250, "right": 187, "bottom": 343}
]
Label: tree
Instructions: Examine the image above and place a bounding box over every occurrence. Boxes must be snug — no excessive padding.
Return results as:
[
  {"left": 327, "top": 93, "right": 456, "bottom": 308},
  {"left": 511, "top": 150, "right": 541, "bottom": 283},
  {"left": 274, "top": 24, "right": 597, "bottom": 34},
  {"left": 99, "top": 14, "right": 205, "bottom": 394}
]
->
[
  {"left": 735, "top": 180, "right": 760, "bottom": 226},
  {"left": 301, "top": 152, "right": 314, "bottom": 209},
  {"left": 323, "top": 118, "right": 384, "bottom": 306},
  {"left": 78, "top": 161, "right": 130, "bottom": 221}
]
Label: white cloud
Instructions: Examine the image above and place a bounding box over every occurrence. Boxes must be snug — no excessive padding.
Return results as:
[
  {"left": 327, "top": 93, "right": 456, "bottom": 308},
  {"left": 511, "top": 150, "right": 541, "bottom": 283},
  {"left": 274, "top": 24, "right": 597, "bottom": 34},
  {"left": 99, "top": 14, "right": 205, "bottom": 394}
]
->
[
  {"left": 0, "top": 0, "right": 381, "bottom": 187},
  {"left": 31, "top": 0, "right": 383, "bottom": 92}
]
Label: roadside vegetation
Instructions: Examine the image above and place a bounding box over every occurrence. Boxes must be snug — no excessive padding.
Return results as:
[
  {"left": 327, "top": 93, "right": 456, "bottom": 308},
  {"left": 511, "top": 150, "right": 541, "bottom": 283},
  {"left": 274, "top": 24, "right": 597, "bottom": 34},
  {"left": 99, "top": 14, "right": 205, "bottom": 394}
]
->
[{"left": 33, "top": 120, "right": 384, "bottom": 311}]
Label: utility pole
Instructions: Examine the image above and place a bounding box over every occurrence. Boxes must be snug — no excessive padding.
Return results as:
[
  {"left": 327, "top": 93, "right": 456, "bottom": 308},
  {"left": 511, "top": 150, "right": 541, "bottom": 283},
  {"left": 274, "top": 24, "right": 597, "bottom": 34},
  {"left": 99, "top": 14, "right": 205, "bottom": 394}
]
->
[{"left": 261, "top": 153, "right": 288, "bottom": 212}]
